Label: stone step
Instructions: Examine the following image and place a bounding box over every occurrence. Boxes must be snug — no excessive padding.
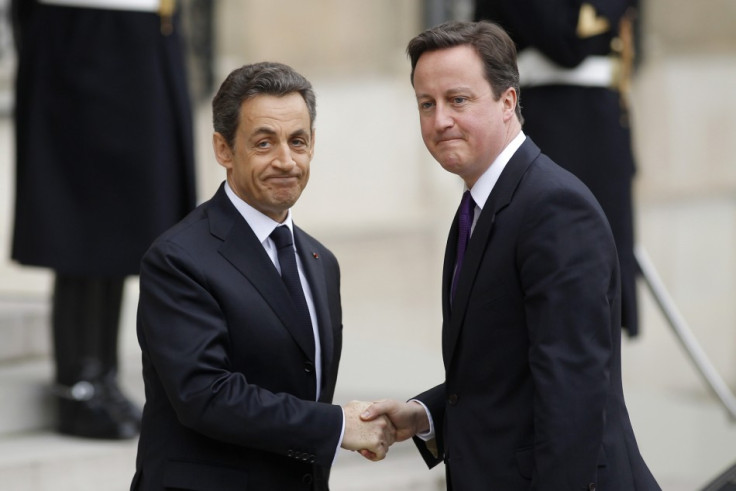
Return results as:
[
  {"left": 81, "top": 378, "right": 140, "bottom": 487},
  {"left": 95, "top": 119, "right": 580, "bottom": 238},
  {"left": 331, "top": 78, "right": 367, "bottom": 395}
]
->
[
  {"left": 0, "top": 351, "right": 144, "bottom": 438},
  {"left": 0, "top": 432, "right": 139, "bottom": 491},
  {"left": 0, "top": 292, "right": 55, "bottom": 436},
  {"left": 0, "top": 295, "right": 50, "bottom": 363},
  {"left": 0, "top": 357, "right": 53, "bottom": 436},
  {"left": 0, "top": 285, "right": 143, "bottom": 436}
]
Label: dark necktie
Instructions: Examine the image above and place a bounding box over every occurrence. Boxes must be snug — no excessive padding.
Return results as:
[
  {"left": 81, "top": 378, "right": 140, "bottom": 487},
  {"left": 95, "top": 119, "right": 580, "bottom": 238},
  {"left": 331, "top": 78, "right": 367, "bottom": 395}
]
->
[
  {"left": 452, "top": 190, "right": 475, "bottom": 301},
  {"left": 270, "top": 226, "right": 315, "bottom": 354}
]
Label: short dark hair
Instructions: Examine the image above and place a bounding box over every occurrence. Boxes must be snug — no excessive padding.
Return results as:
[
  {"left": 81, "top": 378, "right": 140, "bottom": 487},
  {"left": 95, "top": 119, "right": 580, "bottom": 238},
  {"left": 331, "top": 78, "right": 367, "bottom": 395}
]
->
[
  {"left": 212, "top": 62, "right": 317, "bottom": 148},
  {"left": 407, "top": 20, "right": 523, "bottom": 123}
]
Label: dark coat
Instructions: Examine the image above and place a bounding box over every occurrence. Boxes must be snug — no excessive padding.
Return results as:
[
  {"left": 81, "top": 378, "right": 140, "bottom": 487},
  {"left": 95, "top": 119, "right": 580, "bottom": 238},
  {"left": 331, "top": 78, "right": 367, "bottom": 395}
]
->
[
  {"left": 475, "top": 0, "right": 640, "bottom": 335},
  {"left": 414, "top": 138, "right": 659, "bottom": 490},
  {"left": 132, "top": 184, "right": 344, "bottom": 491},
  {"left": 11, "top": 1, "right": 196, "bottom": 276}
]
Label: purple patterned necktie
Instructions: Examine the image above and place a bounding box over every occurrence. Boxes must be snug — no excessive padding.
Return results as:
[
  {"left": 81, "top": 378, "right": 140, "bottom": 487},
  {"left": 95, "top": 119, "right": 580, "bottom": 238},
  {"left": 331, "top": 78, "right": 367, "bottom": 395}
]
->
[{"left": 452, "top": 190, "right": 475, "bottom": 302}]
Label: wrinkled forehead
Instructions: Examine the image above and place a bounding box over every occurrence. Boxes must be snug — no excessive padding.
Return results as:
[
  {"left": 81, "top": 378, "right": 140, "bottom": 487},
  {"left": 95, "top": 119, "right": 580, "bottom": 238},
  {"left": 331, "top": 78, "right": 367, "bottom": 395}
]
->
[{"left": 238, "top": 93, "right": 313, "bottom": 132}]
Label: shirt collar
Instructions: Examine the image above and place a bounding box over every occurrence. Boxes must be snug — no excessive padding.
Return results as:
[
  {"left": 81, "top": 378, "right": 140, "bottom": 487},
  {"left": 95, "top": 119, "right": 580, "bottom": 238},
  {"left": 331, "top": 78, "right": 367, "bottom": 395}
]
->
[
  {"left": 468, "top": 131, "right": 526, "bottom": 209},
  {"left": 224, "top": 180, "right": 294, "bottom": 244}
]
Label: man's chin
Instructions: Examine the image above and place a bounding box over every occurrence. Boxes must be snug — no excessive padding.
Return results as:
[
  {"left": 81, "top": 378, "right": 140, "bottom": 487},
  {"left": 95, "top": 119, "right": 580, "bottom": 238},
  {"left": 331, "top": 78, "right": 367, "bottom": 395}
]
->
[
  {"left": 271, "top": 193, "right": 301, "bottom": 212},
  {"left": 437, "top": 158, "right": 465, "bottom": 175}
]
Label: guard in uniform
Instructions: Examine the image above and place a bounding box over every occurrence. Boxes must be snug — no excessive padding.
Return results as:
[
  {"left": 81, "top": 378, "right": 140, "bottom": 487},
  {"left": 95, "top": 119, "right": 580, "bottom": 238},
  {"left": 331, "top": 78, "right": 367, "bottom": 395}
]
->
[
  {"left": 475, "top": 1, "right": 641, "bottom": 336},
  {"left": 11, "top": 0, "right": 196, "bottom": 438}
]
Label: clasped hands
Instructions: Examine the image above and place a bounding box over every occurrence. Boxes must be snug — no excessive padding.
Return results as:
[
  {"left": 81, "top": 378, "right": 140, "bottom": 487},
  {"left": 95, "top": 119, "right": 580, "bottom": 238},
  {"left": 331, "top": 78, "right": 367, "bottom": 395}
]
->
[{"left": 340, "top": 399, "right": 429, "bottom": 461}]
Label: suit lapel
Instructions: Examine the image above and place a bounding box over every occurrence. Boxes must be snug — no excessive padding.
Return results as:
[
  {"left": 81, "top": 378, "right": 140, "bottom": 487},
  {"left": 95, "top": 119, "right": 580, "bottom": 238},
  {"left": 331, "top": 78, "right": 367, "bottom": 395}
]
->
[
  {"left": 443, "top": 138, "right": 542, "bottom": 367},
  {"left": 294, "top": 227, "right": 334, "bottom": 373},
  {"left": 210, "top": 186, "right": 316, "bottom": 361}
]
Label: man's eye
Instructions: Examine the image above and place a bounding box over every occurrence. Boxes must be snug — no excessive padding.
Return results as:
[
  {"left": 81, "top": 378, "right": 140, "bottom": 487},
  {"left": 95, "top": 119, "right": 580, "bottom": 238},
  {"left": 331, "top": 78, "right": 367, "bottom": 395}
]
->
[
  {"left": 452, "top": 97, "right": 467, "bottom": 104},
  {"left": 291, "top": 139, "right": 306, "bottom": 147},
  {"left": 419, "top": 101, "right": 434, "bottom": 110},
  {"left": 257, "top": 141, "right": 270, "bottom": 148}
]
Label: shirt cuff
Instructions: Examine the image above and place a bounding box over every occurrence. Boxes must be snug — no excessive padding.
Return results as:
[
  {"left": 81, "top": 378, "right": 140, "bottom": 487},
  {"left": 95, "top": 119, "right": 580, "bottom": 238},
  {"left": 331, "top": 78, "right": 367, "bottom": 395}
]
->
[
  {"left": 409, "top": 399, "right": 435, "bottom": 441},
  {"left": 333, "top": 407, "right": 346, "bottom": 465}
]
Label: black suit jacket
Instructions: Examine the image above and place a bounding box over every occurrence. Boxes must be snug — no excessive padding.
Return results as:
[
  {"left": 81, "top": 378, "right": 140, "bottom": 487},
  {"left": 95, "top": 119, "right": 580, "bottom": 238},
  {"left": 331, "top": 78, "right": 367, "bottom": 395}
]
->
[
  {"left": 131, "top": 183, "right": 343, "bottom": 491},
  {"left": 414, "top": 139, "right": 659, "bottom": 490}
]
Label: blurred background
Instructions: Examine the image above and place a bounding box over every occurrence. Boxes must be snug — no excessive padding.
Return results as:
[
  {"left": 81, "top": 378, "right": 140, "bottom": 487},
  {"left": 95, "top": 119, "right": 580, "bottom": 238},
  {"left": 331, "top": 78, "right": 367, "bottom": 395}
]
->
[{"left": 0, "top": 0, "right": 735, "bottom": 489}]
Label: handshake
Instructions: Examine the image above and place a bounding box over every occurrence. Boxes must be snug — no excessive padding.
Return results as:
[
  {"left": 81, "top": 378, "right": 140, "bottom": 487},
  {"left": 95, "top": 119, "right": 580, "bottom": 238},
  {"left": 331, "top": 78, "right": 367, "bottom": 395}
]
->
[{"left": 339, "top": 399, "right": 431, "bottom": 461}]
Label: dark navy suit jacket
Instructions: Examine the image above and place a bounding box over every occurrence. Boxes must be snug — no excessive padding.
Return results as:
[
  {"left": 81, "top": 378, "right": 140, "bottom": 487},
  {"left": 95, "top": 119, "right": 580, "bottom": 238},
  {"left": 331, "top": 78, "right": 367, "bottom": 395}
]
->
[
  {"left": 132, "top": 183, "right": 343, "bottom": 491},
  {"left": 414, "top": 138, "right": 659, "bottom": 490}
]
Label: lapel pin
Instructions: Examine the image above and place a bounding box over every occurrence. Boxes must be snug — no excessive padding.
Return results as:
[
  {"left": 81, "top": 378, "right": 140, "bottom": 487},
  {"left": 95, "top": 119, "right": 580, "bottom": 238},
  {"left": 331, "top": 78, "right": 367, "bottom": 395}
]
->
[{"left": 312, "top": 252, "right": 319, "bottom": 259}]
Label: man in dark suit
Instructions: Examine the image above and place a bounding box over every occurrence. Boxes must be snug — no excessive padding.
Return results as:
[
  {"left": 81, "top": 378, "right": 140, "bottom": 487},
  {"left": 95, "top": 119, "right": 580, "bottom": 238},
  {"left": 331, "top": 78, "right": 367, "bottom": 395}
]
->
[
  {"left": 362, "top": 21, "right": 659, "bottom": 490},
  {"left": 131, "top": 62, "right": 394, "bottom": 491},
  {"left": 475, "top": 0, "right": 641, "bottom": 337}
]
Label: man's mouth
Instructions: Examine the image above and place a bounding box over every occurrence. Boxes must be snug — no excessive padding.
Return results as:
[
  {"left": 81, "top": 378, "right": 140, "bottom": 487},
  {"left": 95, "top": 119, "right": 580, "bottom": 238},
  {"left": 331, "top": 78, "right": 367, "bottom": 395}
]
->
[
  {"left": 437, "top": 136, "right": 463, "bottom": 144},
  {"left": 267, "top": 174, "right": 299, "bottom": 181}
]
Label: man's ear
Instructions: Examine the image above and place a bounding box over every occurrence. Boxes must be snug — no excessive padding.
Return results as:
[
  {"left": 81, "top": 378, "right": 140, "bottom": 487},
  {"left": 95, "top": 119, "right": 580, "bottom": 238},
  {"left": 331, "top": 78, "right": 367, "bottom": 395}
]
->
[
  {"left": 502, "top": 87, "right": 518, "bottom": 122},
  {"left": 309, "top": 128, "right": 316, "bottom": 158},
  {"left": 213, "top": 132, "right": 233, "bottom": 169}
]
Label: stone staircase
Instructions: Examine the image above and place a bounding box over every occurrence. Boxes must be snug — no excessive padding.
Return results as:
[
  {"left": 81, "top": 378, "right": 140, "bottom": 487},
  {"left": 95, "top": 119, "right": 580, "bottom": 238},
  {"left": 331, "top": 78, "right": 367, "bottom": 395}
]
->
[{"left": 0, "top": 295, "right": 52, "bottom": 435}]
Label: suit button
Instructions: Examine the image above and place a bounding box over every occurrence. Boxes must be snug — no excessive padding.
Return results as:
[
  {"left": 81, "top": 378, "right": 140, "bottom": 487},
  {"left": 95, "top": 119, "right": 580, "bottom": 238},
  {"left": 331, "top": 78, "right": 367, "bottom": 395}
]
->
[
  {"left": 302, "top": 474, "right": 313, "bottom": 485},
  {"left": 304, "top": 362, "right": 314, "bottom": 374},
  {"left": 288, "top": 450, "right": 294, "bottom": 458},
  {"left": 448, "top": 393, "right": 459, "bottom": 405}
]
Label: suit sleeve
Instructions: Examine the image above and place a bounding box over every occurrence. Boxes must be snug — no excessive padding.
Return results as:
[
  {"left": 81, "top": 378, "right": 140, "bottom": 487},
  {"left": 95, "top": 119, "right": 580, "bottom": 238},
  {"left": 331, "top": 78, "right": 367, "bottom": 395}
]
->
[
  {"left": 412, "top": 383, "right": 447, "bottom": 469},
  {"left": 138, "top": 238, "right": 343, "bottom": 467},
  {"left": 516, "top": 182, "right": 617, "bottom": 488},
  {"left": 475, "top": 0, "right": 633, "bottom": 67}
]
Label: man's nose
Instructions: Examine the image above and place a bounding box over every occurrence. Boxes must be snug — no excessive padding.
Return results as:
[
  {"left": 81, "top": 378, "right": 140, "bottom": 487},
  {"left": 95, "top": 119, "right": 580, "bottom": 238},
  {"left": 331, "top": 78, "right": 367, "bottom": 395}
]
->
[
  {"left": 434, "top": 103, "right": 454, "bottom": 130},
  {"left": 272, "top": 143, "right": 296, "bottom": 169}
]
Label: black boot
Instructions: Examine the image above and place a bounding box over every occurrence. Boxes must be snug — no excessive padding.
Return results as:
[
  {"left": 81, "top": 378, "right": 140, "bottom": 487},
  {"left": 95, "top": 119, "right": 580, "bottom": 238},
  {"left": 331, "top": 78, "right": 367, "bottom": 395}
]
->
[
  {"left": 51, "top": 274, "right": 141, "bottom": 439},
  {"left": 54, "top": 359, "right": 139, "bottom": 439},
  {"left": 95, "top": 275, "right": 143, "bottom": 429}
]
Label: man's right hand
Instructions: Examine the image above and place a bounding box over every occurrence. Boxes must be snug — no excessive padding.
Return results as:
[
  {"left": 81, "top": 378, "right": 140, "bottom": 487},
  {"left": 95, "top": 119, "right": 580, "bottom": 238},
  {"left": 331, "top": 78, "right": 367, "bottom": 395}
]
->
[{"left": 341, "top": 400, "right": 396, "bottom": 461}]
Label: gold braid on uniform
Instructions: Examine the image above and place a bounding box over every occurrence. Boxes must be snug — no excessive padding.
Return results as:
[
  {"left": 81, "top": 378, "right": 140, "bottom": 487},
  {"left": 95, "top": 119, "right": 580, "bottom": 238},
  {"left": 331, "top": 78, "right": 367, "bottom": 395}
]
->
[{"left": 159, "top": 0, "right": 175, "bottom": 35}]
